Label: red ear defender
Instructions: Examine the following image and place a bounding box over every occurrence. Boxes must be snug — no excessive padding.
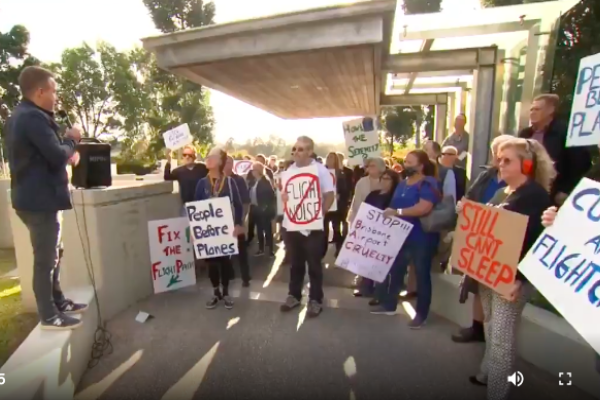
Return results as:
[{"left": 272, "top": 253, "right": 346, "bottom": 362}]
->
[{"left": 522, "top": 159, "right": 533, "bottom": 176}]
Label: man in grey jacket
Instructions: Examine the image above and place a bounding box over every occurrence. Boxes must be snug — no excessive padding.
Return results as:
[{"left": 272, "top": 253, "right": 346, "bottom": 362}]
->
[{"left": 6, "top": 66, "right": 87, "bottom": 330}]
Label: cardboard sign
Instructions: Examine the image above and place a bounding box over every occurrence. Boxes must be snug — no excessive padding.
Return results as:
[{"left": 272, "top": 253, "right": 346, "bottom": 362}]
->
[
  {"left": 274, "top": 173, "right": 284, "bottom": 216},
  {"left": 328, "top": 169, "right": 338, "bottom": 212},
  {"left": 186, "top": 197, "right": 239, "bottom": 259},
  {"left": 451, "top": 200, "right": 528, "bottom": 296},
  {"left": 148, "top": 217, "right": 196, "bottom": 294},
  {"left": 163, "top": 123, "right": 192, "bottom": 150},
  {"left": 519, "top": 178, "right": 600, "bottom": 355},
  {"left": 281, "top": 165, "right": 323, "bottom": 231},
  {"left": 336, "top": 203, "right": 413, "bottom": 282},
  {"left": 234, "top": 160, "right": 253, "bottom": 176},
  {"left": 566, "top": 52, "right": 600, "bottom": 147},
  {"left": 343, "top": 117, "right": 382, "bottom": 167}
]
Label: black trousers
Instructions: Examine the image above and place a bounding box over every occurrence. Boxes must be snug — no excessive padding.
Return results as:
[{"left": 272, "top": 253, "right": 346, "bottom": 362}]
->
[
  {"left": 334, "top": 204, "right": 350, "bottom": 242},
  {"left": 323, "top": 211, "right": 342, "bottom": 257},
  {"left": 208, "top": 257, "right": 233, "bottom": 290},
  {"left": 251, "top": 206, "right": 274, "bottom": 252},
  {"left": 236, "top": 234, "right": 251, "bottom": 282},
  {"left": 287, "top": 230, "right": 325, "bottom": 303},
  {"left": 246, "top": 211, "right": 256, "bottom": 244}
]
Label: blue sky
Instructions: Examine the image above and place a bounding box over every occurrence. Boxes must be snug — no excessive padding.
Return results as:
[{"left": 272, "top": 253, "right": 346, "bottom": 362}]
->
[{"left": 0, "top": 0, "right": 479, "bottom": 144}]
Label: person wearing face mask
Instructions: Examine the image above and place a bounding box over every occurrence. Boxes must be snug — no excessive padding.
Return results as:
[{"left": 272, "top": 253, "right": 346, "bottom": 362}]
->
[
  {"left": 194, "top": 147, "right": 245, "bottom": 310},
  {"left": 372, "top": 150, "right": 441, "bottom": 329},
  {"left": 164, "top": 145, "right": 208, "bottom": 215}
]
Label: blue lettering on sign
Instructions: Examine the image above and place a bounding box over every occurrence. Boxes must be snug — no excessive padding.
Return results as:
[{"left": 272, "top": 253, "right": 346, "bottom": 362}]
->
[
  {"left": 195, "top": 243, "right": 236, "bottom": 257},
  {"left": 571, "top": 186, "right": 600, "bottom": 222},
  {"left": 186, "top": 203, "right": 224, "bottom": 222},
  {"left": 193, "top": 224, "right": 230, "bottom": 239},
  {"left": 532, "top": 233, "right": 600, "bottom": 307},
  {"left": 570, "top": 63, "right": 600, "bottom": 139}
]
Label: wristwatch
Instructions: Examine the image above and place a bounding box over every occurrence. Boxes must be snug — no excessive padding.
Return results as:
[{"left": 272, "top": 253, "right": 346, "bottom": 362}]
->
[{"left": 396, "top": 209, "right": 403, "bottom": 216}]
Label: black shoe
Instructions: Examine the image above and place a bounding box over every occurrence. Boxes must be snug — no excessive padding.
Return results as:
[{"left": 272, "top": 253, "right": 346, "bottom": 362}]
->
[
  {"left": 368, "top": 298, "right": 380, "bottom": 306},
  {"left": 306, "top": 300, "right": 323, "bottom": 318},
  {"left": 255, "top": 250, "right": 264, "bottom": 256},
  {"left": 280, "top": 295, "right": 300, "bottom": 312},
  {"left": 242, "top": 280, "right": 250, "bottom": 288},
  {"left": 206, "top": 295, "right": 220, "bottom": 309},
  {"left": 353, "top": 290, "right": 363, "bottom": 297},
  {"left": 468, "top": 376, "right": 487, "bottom": 386},
  {"left": 57, "top": 300, "right": 88, "bottom": 315},
  {"left": 223, "top": 296, "right": 234, "bottom": 309},
  {"left": 268, "top": 251, "right": 275, "bottom": 258},
  {"left": 452, "top": 327, "right": 486, "bottom": 343},
  {"left": 41, "top": 314, "right": 82, "bottom": 331}
]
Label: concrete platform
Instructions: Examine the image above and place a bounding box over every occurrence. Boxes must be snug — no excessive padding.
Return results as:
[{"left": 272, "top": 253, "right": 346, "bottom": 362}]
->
[{"left": 76, "top": 273, "right": 594, "bottom": 400}]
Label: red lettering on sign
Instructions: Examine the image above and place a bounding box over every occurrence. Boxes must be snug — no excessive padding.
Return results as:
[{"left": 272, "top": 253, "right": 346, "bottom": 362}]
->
[{"left": 152, "top": 261, "right": 161, "bottom": 281}]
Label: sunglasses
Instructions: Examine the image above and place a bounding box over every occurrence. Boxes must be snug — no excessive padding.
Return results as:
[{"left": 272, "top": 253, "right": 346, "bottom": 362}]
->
[
  {"left": 291, "top": 147, "right": 305, "bottom": 153},
  {"left": 183, "top": 153, "right": 195, "bottom": 158},
  {"left": 441, "top": 153, "right": 456, "bottom": 156}
]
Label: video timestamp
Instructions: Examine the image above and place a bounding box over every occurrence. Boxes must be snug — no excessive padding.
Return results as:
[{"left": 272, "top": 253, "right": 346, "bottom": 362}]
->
[{"left": 0, "top": 372, "right": 5, "bottom": 384}]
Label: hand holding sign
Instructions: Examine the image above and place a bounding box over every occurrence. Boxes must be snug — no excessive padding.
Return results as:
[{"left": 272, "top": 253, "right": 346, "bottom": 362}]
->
[{"left": 163, "top": 123, "right": 193, "bottom": 150}]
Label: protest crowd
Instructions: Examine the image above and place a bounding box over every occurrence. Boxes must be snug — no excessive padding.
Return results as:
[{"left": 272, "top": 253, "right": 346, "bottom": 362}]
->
[{"left": 4, "top": 65, "right": 599, "bottom": 400}]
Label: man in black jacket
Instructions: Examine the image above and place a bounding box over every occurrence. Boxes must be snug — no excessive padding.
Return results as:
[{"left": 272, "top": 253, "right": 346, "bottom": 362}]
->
[
  {"left": 519, "top": 94, "right": 591, "bottom": 205},
  {"left": 335, "top": 152, "right": 354, "bottom": 241},
  {"left": 163, "top": 145, "right": 207, "bottom": 213},
  {"left": 6, "top": 66, "right": 87, "bottom": 330}
]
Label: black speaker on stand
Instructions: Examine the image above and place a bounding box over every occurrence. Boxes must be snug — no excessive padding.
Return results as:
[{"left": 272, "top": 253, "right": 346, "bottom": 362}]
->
[{"left": 71, "top": 138, "right": 112, "bottom": 189}]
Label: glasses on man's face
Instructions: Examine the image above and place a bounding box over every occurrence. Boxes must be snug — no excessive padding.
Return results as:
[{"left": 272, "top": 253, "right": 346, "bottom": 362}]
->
[
  {"left": 292, "top": 147, "right": 305, "bottom": 153},
  {"left": 441, "top": 153, "right": 456, "bottom": 157},
  {"left": 183, "top": 153, "right": 195, "bottom": 159}
]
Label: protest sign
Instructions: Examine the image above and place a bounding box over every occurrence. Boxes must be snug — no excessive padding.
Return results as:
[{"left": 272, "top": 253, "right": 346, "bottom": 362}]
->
[
  {"left": 274, "top": 173, "right": 284, "bottom": 216},
  {"left": 451, "top": 200, "right": 528, "bottom": 297},
  {"left": 335, "top": 203, "right": 413, "bottom": 282},
  {"left": 328, "top": 169, "right": 338, "bottom": 212},
  {"left": 186, "top": 197, "right": 238, "bottom": 259},
  {"left": 519, "top": 178, "right": 600, "bottom": 354},
  {"left": 566, "top": 53, "right": 600, "bottom": 147},
  {"left": 282, "top": 165, "right": 323, "bottom": 231},
  {"left": 163, "top": 123, "right": 193, "bottom": 150},
  {"left": 343, "top": 117, "right": 382, "bottom": 167},
  {"left": 148, "top": 217, "right": 196, "bottom": 294},
  {"left": 234, "top": 160, "right": 253, "bottom": 176}
]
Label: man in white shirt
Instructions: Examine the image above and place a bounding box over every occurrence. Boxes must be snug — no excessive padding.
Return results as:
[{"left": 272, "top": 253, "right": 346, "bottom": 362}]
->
[{"left": 280, "top": 136, "right": 335, "bottom": 317}]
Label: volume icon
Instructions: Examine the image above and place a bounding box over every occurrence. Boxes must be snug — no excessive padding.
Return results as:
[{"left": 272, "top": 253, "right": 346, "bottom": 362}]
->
[{"left": 507, "top": 371, "right": 524, "bottom": 387}]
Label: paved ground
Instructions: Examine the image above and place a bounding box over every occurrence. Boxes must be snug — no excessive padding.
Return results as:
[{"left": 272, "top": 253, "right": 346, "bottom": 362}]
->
[{"left": 76, "top": 241, "right": 595, "bottom": 400}]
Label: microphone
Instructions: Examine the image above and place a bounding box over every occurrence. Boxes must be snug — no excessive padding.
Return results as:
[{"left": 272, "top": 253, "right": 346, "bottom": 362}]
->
[{"left": 57, "top": 110, "right": 72, "bottom": 129}]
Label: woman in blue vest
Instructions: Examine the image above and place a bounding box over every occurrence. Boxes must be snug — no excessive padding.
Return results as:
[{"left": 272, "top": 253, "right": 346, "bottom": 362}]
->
[
  {"left": 194, "top": 147, "right": 244, "bottom": 310},
  {"left": 371, "top": 150, "right": 440, "bottom": 329}
]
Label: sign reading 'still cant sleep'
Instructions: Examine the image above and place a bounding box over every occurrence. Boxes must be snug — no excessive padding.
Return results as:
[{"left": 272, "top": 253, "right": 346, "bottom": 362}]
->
[{"left": 450, "top": 200, "right": 529, "bottom": 297}]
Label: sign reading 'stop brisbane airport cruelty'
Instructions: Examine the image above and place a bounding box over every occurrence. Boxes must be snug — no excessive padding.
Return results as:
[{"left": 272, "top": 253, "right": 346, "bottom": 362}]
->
[
  {"left": 148, "top": 217, "right": 196, "bottom": 294},
  {"left": 336, "top": 203, "right": 412, "bottom": 282},
  {"left": 163, "top": 123, "right": 193, "bottom": 150},
  {"left": 566, "top": 52, "right": 600, "bottom": 147},
  {"left": 282, "top": 165, "right": 323, "bottom": 231},
  {"left": 343, "top": 117, "right": 382, "bottom": 167},
  {"left": 519, "top": 178, "right": 600, "bottom": 355},
  {"left": 233, "top": 160, "right": 253, "bottom": 176},
  {"left": 451, "top": 200, "right": 528, "bottom": 297},
  {"left": 186, "top": 197, "right": 238, "bottom": 259}
]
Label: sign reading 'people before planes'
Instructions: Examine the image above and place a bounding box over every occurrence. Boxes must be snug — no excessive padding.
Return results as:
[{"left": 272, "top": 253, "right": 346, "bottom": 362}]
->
[
  {"left": 281, "top": 165, "right": 323, "bottom": 231},
  {"left": 336, "top": 203, "right": 413, "bottom": 282},
  {"left": 186, "top": 197, "right": 239, "bottom": 259},
  {"left": 342, "top": 117, "right": 382, "bottom": 167},
  {"left": 163, "top": 123, "right": 193, "bottom": 150},
  {"left": 519, "top": 178, "right": 600, "bottom": 355},
  {"left": 148, "top": 218, "right": 196, "bottom": 294},
  {"left": 566, "top": 52, "right": 600, "bottom": 147},
  {"left": 451, "top": 200, "right": 529, "bottom": 297}
]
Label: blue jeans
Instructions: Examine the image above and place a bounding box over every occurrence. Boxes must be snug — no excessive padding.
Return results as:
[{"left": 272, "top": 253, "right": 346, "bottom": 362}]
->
[{"left": 374, "top": 236, "right": 438, "bottom": 318}]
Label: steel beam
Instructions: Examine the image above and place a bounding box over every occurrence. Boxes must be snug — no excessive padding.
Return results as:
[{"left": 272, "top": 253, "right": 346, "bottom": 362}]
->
[
  {"left": 468, "top": 66, "right": 496, "bottom": 180},
  {"left": 389, "top": 82, "right": 468, "bottom": 91},
  {"left": 434, "top": 103, "right": 448, "bottom": 142},
  {"left": 383, "top": 47, "right": 497, "bottom": 74},
  {"left": 404, "top": 39, "right": 434, "bottom": 94},
  {"left": 381, "top": 93, "right": 448, "bottom": 107},
  {"left": 401, "top": 20, "right": 538, "bottom": 41}
]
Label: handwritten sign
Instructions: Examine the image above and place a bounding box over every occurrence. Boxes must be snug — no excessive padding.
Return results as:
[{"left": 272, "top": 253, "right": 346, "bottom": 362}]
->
[
  {"left": 519, "top": 178, "right": 600, "bottom": 354},
  {"left": 281, "top": 165, "right": 323, "bottom": 231},
  {"left": 148, "top": 218, "right": 196, "bottom": 294},
  {"left": 274, "top": 173, "right": 284, "bottom": 216},
  {"left": 163, "top": 123, "right": 193, "bottom": 150},
  {"left": 335, "top": 203, "right": 412, "bottom": 282},
  {"left": 186, "top": 197, "right": 238, "bottom": 259},
  {"left": 343, "top": 117, "right": 382, "bottom": 167},
  {"left": 328, "top": 169, "right": 337, "bottom": 212},
  {"left": 566, "top": 52, "right": 600, "bottom": 147},
  {"left": 451, "top": 200, "right": 528, "bottom": 296},
  {"left": 234, "top": 160, "right": 253, "bottom": 176}
]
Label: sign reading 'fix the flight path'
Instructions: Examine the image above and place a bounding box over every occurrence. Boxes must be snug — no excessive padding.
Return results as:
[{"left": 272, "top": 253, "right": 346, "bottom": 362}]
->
[
  {"left": 148, "top": 217, "right": 196, "bottom": 294},
  {"left": 281, "top": 165, "right": 323, "bottom": 231}
]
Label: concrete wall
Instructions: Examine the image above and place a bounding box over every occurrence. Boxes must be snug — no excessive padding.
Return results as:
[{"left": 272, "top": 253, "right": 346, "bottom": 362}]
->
[{"left": 0, "top": 179, "right": 13, "bottom": 249}]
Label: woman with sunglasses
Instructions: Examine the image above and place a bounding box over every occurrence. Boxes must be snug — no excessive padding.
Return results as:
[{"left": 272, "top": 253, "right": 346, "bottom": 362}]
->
[
  {"left": 194, "top": 147, "right": 245, "bottom": 310},
  {"left": 355, "top": 169, "right": 400, "bottom": 297},
  {"left": 164, "top": 145, "right": 208, "bottom": 216},
  {"left": 461, "top": 138, "right": 554, "bottom": 400}
]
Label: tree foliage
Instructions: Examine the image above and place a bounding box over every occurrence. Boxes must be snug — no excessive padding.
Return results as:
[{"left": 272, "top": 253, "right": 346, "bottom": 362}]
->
[
  {"left": 402, "top": 0, "right": 443, "bottom": 14},
  {"left": 223, "top": 135, "right": 347, "bottom": 160},
  {"left": 382, "top": 107, "right": 419, "bottom": 154}
]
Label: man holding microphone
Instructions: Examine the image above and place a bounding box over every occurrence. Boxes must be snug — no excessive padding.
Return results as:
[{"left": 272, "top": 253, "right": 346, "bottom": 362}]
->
[{"left": 5, "top": 66, "right": 87, "bottom": 330}]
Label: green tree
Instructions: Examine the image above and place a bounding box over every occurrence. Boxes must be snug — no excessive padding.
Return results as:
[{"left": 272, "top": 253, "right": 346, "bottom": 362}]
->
[
  {"left": 141, "top": 0, "right": 216, "bottom": 153},
  {"left": 382, "top": 107, "right": 419, "bottom": 155}
]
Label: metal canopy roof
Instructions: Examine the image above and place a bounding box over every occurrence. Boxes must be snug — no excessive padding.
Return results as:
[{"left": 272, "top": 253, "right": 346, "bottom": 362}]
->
[{"left": 141, "top": 0, "right": 580, "bottom": 119}]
